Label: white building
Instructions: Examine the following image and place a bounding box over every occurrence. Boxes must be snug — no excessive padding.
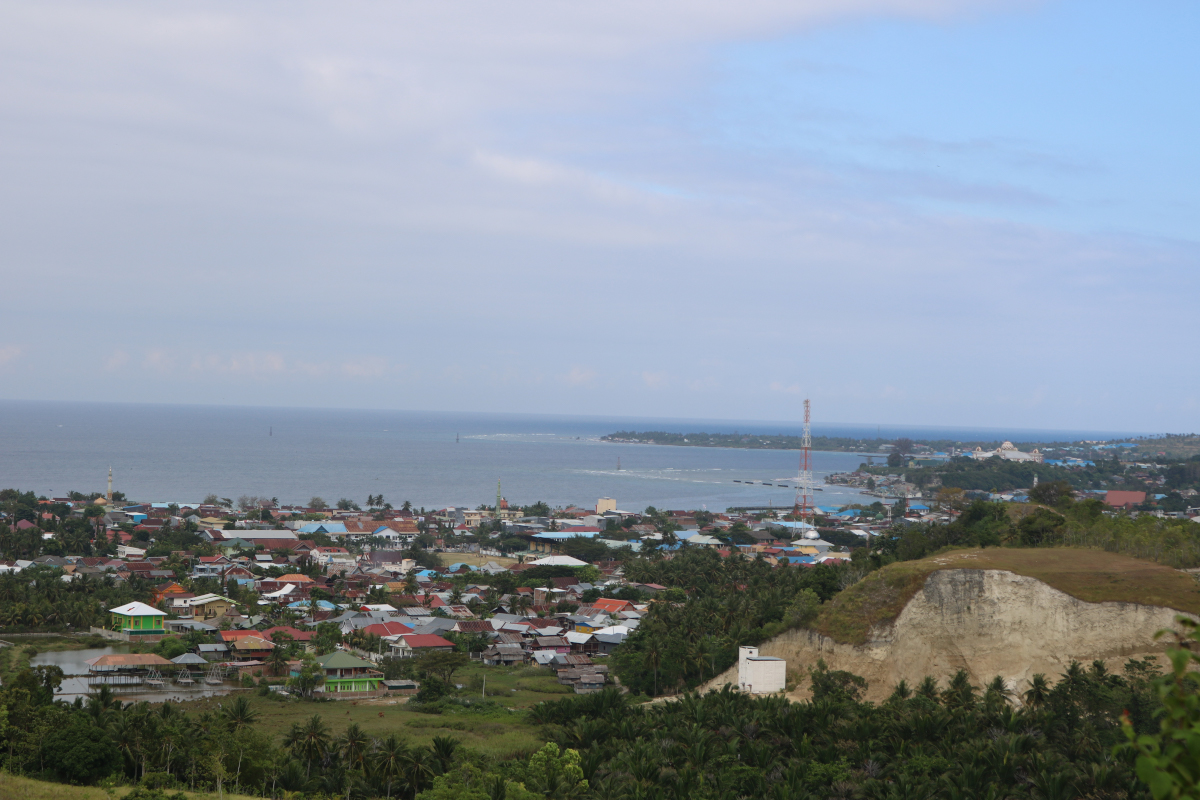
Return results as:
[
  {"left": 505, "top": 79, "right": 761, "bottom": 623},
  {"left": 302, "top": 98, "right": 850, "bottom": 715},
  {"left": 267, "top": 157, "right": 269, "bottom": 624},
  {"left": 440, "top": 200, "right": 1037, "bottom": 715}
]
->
[
  {"left": 738, "top": 646, "right": 786, "bottom": 694},
  {"left": 967, "top": 441, "right": 1044, "bottom": 463}
]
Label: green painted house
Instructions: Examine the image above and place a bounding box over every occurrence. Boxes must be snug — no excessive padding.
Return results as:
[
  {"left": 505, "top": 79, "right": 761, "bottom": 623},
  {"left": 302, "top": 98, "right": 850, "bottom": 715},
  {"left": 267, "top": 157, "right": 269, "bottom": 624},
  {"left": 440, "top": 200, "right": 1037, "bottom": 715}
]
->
[
  {"left": 109, "top": 601, "right": 167, "bottom": 635},
  {"left": 313, "top": 650, "right": 383, "bottom": 693}
]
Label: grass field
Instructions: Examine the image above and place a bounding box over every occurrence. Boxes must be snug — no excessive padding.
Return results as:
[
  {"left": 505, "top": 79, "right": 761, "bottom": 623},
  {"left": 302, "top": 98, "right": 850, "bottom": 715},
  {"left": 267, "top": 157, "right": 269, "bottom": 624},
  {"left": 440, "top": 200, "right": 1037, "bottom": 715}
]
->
[
  {"left": 173, "top": 661, "right": 565, "bottom": 758},
  {"left": 815, "top": 548, "right": 1200, "bottom": 645},
  {"left": 0, "top": 773, "right": 258, "bottom": 800}
]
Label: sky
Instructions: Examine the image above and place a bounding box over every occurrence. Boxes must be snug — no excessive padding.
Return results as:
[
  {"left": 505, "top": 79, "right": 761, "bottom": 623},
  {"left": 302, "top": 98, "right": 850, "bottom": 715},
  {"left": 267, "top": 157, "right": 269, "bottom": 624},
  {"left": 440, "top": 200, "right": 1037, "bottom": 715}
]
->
[{"left": 0, "top": 0, "right": 1196, "bottom": 432}]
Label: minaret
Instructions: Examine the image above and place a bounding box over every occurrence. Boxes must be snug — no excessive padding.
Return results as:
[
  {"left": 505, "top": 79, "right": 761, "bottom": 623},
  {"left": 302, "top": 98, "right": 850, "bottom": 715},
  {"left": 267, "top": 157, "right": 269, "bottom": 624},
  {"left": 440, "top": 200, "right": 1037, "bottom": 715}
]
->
[
  {"left": 496, "top": 479, "right": 502, "bottom": 520},
  {"left": 106, "top": 466, "right": 113, "bottom": 506}
]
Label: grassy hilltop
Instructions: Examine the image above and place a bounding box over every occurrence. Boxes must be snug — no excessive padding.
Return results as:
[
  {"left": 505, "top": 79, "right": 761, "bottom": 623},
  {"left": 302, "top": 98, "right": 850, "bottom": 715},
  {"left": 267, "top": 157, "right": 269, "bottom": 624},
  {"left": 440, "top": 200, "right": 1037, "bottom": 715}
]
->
[{"left": 815, "top": 547, "right": 1200, "bottom": 645}]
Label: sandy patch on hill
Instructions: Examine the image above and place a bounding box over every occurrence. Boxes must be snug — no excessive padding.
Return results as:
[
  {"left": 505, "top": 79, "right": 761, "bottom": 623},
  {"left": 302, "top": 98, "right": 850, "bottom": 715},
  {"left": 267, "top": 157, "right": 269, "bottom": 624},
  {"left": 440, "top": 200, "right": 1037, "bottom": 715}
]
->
[{"left": 701, "top": 569, "right": 1193, "bottom": 702}]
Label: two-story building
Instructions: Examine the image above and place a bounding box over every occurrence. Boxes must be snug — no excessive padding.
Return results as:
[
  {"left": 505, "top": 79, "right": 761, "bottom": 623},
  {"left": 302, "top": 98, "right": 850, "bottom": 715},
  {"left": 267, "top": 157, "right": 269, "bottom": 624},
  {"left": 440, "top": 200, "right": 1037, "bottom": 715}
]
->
[
  {"left": 108, "top": 601, "right": 167, "bottom": 638},
  {"left": 312, "top": 650, "right": 383, "bottom": 694}
]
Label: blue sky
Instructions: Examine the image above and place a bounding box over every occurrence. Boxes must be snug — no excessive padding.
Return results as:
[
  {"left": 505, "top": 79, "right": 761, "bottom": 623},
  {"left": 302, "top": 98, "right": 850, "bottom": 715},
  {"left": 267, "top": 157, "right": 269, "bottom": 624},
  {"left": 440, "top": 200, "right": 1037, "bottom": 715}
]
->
[
  {"left": 704, "top": 0, "right": 1198, "bottom": 238},
  {"left": 0, "top": 0, "right": 1195, "bottom": 432}
]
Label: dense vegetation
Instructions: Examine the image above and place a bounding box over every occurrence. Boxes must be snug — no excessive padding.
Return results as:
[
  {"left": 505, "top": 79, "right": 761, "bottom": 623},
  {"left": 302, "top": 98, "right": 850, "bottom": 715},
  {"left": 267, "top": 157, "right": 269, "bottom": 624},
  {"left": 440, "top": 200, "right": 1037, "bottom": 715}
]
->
[
  {"left": 0, "top": 566, "right": 151, "bottom": 631},
  {"left": 520, "top": 657, "right": 1171, "bottom": 800},
  {"left": 611, "top": 548, "right": 842, "bottom": 696},
  {"left": 0, "top": 676, "right": 532, "bottom": 799},
  {"left": 4, "top": 646, "right": 1186, "bottom": 800},
  {"left": 895, "top": 455, "right": 1138, "bottom": 493},
  {"left": 878, "top": 494, "right": 1200, "bottom": 569}
]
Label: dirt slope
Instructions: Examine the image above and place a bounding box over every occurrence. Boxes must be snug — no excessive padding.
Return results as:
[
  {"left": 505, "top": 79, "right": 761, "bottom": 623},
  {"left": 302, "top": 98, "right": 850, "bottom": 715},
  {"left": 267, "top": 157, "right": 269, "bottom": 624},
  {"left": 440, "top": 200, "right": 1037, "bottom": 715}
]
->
[{"left": 701, "top": 564, "right": 1196, "bottom": 702}]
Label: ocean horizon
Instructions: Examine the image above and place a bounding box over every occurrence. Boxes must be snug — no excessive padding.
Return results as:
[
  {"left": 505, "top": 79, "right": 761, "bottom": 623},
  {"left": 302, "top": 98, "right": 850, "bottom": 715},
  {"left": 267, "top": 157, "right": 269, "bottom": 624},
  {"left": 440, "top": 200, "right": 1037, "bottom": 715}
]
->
[{"left": 0, "top": 399, "right": 1148, "bottom": 512}]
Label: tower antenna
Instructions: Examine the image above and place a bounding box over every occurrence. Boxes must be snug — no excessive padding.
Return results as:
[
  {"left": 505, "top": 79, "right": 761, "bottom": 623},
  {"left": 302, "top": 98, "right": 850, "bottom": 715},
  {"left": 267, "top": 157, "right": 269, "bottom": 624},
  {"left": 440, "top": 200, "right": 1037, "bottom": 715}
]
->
[{"left": 792, "top": 399, "right": 813, "bottom": 520}]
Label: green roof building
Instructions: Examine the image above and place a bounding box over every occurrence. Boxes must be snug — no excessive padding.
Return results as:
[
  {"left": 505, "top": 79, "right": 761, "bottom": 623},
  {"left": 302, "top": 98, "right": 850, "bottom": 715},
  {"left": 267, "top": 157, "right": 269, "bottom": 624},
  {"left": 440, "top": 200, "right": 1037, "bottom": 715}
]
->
[{"left": 314, "top": 650, "right": 383, "bottom": 694}]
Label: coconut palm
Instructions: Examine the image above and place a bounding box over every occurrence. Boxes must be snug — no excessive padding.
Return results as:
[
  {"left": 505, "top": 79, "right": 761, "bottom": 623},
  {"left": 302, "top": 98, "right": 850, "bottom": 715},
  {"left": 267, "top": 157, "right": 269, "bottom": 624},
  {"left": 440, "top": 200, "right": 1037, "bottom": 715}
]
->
[
  {"left": 371, "top": 734, "right": 410, "bottom": 800},
  {"left": 220, "top": 695, "right": 260, "bottom": 732},
  {"left": 284, "top": 714, "right": 331, "bottom": 778},
  {"left": 339, "top": 723, "right": 371, "bottom": 774},
  {"left": 1024, "top": 674, "right": 1051, "bottom": 710},
  {"left": 267, "top": 642, "right": 290, "bottom": 677}
]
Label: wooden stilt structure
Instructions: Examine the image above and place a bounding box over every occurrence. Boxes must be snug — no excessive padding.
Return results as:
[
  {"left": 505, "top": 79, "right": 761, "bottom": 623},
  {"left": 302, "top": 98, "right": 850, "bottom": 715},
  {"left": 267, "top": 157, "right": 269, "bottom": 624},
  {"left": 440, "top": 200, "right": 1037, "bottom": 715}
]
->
[{"left": 205, "top": 663, "right": 224, "bottom": 685}]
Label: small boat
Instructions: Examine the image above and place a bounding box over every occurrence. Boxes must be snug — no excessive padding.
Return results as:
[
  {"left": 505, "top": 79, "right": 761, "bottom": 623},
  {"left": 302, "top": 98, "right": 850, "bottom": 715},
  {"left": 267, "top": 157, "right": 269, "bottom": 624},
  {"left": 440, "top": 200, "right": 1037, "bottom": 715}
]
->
[{"left": 763, "top": 483, "right": 773, "bottom": 486}]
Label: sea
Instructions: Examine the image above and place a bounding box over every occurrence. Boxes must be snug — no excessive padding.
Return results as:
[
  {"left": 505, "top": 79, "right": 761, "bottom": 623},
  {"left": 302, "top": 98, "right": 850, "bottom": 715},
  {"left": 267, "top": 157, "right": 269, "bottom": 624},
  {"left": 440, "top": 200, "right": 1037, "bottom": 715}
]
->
[{"left": 0, "top": 400, "right": 1141, "bottom": 513}]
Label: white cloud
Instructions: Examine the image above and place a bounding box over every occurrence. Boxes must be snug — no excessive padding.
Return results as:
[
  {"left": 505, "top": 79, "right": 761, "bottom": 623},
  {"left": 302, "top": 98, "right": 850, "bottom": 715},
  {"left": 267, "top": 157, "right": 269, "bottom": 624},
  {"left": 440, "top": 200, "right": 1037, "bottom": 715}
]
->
[
  {"left": 190, "top": 352, "right": 286, "bottom": 376},
  {"left": 0, "top": 345, "right": 20, "bottom": 368},
  {"left": 142, "top": 349, "right": 174, "bottom": 372},
  {"left": 105, "top": 350, "right": 129, "bottom": 370},
  {"left": 342, "top": 357, "right": 389, "bottom": 379},
  {"left": 563, "top": 367, "right": 597, "bottom": 387}
]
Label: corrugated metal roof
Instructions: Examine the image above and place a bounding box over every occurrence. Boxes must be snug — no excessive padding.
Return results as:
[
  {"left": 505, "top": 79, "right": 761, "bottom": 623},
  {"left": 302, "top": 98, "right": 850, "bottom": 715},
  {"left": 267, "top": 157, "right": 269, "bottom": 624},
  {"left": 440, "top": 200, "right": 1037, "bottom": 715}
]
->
[{"left": 86, "top": 654, "right": 172, "bottom": 667}]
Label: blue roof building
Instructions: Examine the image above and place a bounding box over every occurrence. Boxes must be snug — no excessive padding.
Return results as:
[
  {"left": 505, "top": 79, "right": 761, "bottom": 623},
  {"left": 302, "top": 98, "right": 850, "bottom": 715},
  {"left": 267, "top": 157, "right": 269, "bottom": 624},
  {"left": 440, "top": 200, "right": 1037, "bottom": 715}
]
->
[{"left": 297, "top": 522, "right": 347, "bottom": 535}]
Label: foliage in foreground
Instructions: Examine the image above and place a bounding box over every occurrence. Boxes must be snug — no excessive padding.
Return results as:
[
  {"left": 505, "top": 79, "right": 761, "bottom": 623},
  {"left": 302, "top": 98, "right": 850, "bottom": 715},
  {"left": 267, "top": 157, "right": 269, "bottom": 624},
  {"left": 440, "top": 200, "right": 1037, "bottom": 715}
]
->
[
  {"left": 529, "top": 656, "right": 1167, "bottom": 800},
  {"left": 1122, "top": 617, "right": 1200, "bottom": 800}
]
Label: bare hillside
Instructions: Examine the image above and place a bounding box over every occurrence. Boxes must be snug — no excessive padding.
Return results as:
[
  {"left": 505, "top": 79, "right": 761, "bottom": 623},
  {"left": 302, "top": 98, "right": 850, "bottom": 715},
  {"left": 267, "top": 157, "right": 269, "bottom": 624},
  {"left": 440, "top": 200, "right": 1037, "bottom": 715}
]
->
[{"left": 701, "top": 563, "right": 1196, "bottom": 702}]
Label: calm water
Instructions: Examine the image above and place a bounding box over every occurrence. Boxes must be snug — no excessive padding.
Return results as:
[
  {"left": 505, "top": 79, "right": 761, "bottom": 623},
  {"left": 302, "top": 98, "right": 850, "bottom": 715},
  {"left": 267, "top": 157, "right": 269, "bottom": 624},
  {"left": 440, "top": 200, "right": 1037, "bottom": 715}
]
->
[
  {"left": 0, "top": 400, "right": 1135, "bottom": 512},
  {"left": 28, "top": 644, "right": 234, "bottom": 702}
]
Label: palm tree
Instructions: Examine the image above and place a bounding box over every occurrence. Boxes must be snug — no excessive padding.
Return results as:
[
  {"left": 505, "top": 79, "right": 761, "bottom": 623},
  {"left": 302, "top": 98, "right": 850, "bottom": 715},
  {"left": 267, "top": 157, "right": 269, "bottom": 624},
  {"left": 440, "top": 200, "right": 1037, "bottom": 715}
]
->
[
  {"left": 984, "top": 675, "right": 1013, "bottom": 711},
  {"left": 371, "top": 734, "right": 410, "bottom": 800},
  {"left": 643, "top": 637, "right": 664, "bottom": 696},
  {"left": 87, "top": 684, "right": 121, "bottom": 723},
  {"left": 284, "top": 714, "right": 331, "bottom": 778},
  {"left": 220, "top": 695, "right": 260, "bottom": 732},
  {"left": 267, "top": 643, "right": 290, "bottom": 677},
  {"left": 1024, "top": 674, "right": 1050, "bottom": 710},
  {"left": 339, "top": 723, "right": 370, "bottom": 774},
  {"left": 916, "top": 676, "right": 940, "bottom": 702},
  {"left": 429, "top": 736, "right": 459, "bottom": 774},
  {"left": 221, "top": 696, "right": 261, "bottom": 792},
  {"left": 399, "top": 747, "right": 436, "bottom": 798}
]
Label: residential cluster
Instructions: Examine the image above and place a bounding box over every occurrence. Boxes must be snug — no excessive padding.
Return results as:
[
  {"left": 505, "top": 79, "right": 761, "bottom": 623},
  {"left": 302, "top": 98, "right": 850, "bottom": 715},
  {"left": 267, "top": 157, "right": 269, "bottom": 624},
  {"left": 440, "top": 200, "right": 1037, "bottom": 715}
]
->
[{"left": 0, "top": 482, "right": 872, "bottom": 699}]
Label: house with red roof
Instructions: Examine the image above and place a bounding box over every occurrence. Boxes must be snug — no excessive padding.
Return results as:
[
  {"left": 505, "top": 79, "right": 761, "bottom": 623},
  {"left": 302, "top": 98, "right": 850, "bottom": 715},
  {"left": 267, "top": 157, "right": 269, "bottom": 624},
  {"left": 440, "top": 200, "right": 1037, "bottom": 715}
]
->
[
  {"left": 591, "top": 598, "right": 635, "bottom": 615},
  {"left": 361, "top": 621, "right": 414, "bottom": 639},
  {"left": 1105, "top": 490, "right": 1147, "bottom": 510},
  {"left": 387, "top": 633, "right": 455, "bottom": 658}
]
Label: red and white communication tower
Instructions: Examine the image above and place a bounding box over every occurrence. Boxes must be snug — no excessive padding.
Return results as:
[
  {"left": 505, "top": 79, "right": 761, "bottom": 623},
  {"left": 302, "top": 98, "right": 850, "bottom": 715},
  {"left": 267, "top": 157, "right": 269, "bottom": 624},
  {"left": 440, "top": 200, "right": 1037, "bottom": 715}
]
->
[{"left": 793, "top": 399, "right": 814, "bottom": 519}]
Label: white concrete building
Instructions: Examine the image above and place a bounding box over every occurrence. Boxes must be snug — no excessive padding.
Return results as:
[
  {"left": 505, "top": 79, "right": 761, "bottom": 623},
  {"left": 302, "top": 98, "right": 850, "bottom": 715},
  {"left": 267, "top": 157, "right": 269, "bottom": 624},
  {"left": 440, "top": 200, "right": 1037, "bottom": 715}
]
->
[
  {"left": 738, "top": 646, "right": 786, "bottom": 694},
  {"left": 966, "top": 442, "right": 1044, "bottom": 463}
]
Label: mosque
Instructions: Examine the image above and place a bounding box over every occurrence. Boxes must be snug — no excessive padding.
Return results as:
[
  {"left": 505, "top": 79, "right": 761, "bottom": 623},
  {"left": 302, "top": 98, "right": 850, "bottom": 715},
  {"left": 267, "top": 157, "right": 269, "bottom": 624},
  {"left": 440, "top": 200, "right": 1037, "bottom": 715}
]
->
[{"left": 966, "top": 441, "right": 1044, "bottom": 463}]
